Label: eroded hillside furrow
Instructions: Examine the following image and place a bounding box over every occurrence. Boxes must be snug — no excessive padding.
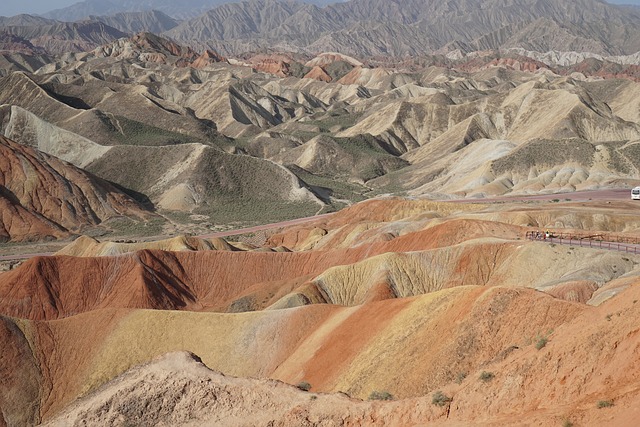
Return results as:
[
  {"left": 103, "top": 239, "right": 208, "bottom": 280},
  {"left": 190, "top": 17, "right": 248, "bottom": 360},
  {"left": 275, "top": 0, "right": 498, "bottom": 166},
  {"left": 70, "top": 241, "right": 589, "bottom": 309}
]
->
[
  {"left": 14, "top": 284, "right": 596, "bottom": 425},
  {"left": 0, "top": 317, "right": 42, "bottom": 427},
  {"left": 311, "top": 242, "right": 516, "bottom": 306},
  {"left": 3, "top": 225, "right": 636, "bottom": 321},
  {"left": 0, "top": 135, "right": 152, "bottom": 242},
  {"left": 2, "top": 9, "right": 640, "bottom": 425}
]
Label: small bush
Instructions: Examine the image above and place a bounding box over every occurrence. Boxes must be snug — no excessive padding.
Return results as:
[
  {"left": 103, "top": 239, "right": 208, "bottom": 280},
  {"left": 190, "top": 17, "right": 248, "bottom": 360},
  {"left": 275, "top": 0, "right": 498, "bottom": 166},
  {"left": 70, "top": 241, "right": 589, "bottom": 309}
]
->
[
  {"left": 432, "top": 391, "right": 453, "bottom": 407},
  {"left": 369, "top": 390, "right": 394, "bottom": 401},
  {"left": 535, "top": 336, "right": 548, "bottom": 350},
  {"left": 479, "top": 371, "right": 494, "bottom": 382},
  {"left": 563, "top": 420, "right": 574, "bottom": 427},
  {"left": 297, "top": 381, "right": 312, "bottom": 392},
  {"left": 597, "top": 400, "right": 614, "bottom": 408},
  {"left": 455, "top": 372, "right": 467, "bottom": 384}
]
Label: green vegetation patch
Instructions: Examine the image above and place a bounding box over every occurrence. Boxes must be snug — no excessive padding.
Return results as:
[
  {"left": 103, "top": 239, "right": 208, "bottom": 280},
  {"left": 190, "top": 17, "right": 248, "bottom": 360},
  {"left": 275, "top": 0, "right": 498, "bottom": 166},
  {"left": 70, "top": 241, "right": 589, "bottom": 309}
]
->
[
  {"left": 597, "top": 400, "right": 614, "bottom": 409},
  {"left": 620, "top": 142, "right": 640, "bottom": 171},
  {"left": 287, "top": 61, "right": 312, "bottom": 79},
  {"left": 87, "top": 144, "right": 197, "bottom": 196},
  {"left": 324, "top": 61, "right": 355, "bottom": 81},
  {"left": 492, "top": 138, "right": 596, "bottom": 175},
  {"left": 197, "top": 200, "right": 318, "bottom": 225},
  {"left": 432, "top": 391, "right": 453, "bottom": 407},
  {"left": 302, "top": 111, "right": 363, "bottom": 133},
  {"left": 333, "top": 134, "right": 394, "bottom": 156},
  {"left": 368, "top": 390, "right": 394, "bottom": 401},
  {"left": 104, "top": 216, "right": 166, "bottom": 237},
  {"left": 479, "top": 371, "right": 495, "bottom": 382},
  {"left": 535, "top": 336, "right": 549, "bottom": 350},
  {"left": 108, "top": 115, "right": 202, "bottom": 146},
  {"left": 288, "top": 165, "right": 369, "bottom": 203}
]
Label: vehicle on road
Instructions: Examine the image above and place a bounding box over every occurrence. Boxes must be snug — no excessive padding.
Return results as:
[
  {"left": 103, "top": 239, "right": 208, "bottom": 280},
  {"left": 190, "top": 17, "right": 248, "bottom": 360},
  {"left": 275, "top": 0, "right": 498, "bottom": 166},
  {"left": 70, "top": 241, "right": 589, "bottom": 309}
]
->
[{"left": 632, "top": 187, "right": 640, "bottom": 200}]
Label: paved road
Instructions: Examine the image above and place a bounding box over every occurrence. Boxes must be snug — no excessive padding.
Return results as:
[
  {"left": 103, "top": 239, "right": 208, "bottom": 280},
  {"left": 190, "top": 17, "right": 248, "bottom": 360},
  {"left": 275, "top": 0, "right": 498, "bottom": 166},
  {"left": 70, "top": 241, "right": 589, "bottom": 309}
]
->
[
  {"left": 0, "top": 214, "right": 334, "bottom": 262},
  {"left": 457, "top": 188, "right": 632, "bottom": 203},
  {"left": 0, "top": 252, "right": 53, "bottom": 261},
  {"left": 0, "top": 189, "right": 634, "bottom": 262}
]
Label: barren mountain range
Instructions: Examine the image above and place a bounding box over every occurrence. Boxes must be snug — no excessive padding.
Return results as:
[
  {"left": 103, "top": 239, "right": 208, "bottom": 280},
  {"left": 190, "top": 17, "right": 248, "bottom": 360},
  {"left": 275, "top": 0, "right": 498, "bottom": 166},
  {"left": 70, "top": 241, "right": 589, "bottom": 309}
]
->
[
  {"left": 1, "top": 0, "right": 640, "bottom": 425},
  {"left": 42, "top": 0, "right": 343, "bottom": 21},
  {"left": 0, "top": 27, "right": 639, "bottom": 241},
  {"left": 164, "top": 0, "right": 640, "bottom": 57},
  {"left": 1, "top": 0, "right": 640, "bottom": 60}
]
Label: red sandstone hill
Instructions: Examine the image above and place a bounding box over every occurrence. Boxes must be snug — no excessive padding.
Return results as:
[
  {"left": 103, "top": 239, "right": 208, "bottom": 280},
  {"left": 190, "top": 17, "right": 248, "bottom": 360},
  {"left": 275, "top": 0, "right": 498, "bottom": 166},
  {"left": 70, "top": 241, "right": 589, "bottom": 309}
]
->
[
  {"left": 2, "top": 197, "right": 640, "bottom": 425},
  {"left": 0, "top": 135, "right": 152, "bottom": 242},
  {"left": 0, "top": 32, "right": 46, "bottom": 55},
  {"left": 2, "top": 199, "right": 638, "bottom": 320},
  {"left": 4, "top": 283, "right": 640, "bottom": 426},
  {"left": 190, "top": 49, "right": 226, "bottom": 68}
]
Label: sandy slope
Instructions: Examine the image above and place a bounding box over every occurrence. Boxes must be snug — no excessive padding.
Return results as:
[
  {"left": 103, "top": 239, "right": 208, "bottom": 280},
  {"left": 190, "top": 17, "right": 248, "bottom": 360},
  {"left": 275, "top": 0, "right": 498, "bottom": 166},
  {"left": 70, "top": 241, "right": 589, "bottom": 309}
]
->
[
  {"left": 3, "top": 197, "right": 640, "bottom": 426},
  {"left": 8, "top": 281, "right": 640, "bottom": 426}
]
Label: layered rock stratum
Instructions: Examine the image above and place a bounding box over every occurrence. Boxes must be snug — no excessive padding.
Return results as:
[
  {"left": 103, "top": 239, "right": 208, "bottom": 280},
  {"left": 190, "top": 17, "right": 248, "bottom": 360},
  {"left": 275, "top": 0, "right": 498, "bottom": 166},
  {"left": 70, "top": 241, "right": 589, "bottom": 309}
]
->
[
  {"left": 0, "top": 135, "right": 151, "bottom": 242},
  {"left": 1, "top": 2, "right": 640, "bottom": 425},
  {"left": 2, "top": 197, "right": 640, "bottom": 425}
]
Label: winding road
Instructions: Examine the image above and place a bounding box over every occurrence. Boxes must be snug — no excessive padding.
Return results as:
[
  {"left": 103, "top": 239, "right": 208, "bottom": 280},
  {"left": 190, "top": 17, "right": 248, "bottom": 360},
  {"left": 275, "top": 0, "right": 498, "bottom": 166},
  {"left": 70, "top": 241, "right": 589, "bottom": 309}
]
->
[{"left": 0, "top": 189, "right": 636, "bottom": 262}]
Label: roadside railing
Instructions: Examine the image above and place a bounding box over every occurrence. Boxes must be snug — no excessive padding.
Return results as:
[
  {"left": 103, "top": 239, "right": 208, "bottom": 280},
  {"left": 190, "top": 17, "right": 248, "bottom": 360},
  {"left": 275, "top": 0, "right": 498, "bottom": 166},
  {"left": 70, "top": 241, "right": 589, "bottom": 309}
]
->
[{"left": 525, "top": 231, "right": 640, "bottom": 254}]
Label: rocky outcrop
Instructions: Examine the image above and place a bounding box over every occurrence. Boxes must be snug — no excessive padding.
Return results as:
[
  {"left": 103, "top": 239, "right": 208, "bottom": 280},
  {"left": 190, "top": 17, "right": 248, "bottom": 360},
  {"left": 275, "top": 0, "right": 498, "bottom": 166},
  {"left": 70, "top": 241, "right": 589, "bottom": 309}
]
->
[
  {"left": 303, "top": 65, "right": 332, "bottom": 82},
  {"left": 0, "top": 135, "right": 151, "bottom": 241},
  {"left": 305, "top": 52, "right": 363, "bottom": 68},
  {"left": 190, "top": 49, "right": 226, "bottom": 68},
  {"left": 92, "top": 32, "right": 201, "bottom": 64},
  {"left": 0, "top": 32, "right": 46, "bottom": 55}
]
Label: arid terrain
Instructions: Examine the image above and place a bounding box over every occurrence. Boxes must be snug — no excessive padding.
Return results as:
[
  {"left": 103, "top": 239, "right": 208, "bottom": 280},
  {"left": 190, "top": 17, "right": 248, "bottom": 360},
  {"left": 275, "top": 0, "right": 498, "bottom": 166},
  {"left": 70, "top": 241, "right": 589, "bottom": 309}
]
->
[
  {"left": 1, "top": 0, "right": 640, "bottom": 426},
  {"left": 3, "top": 196, "right": 640, "bottom": 426},
  {"left": 1, "top": 28, "right": 640, "bottom": 243}
]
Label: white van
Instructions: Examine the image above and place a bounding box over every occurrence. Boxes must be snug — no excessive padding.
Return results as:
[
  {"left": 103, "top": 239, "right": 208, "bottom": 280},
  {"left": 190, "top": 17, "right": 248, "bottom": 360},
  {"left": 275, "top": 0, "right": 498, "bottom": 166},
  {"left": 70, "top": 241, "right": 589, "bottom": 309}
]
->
[{"left": 633, "top": 187, "right": 640, "bottom": 200}]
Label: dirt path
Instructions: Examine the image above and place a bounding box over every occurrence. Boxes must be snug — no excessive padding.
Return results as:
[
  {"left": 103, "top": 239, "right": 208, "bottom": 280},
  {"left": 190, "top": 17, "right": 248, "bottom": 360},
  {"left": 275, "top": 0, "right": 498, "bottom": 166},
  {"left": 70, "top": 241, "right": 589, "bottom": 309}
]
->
[
  {"left": 0, "top": 252, "right": 58, "bottom": 261},
  {"left": 197, "top": 213, "right": 332, "bottom": 239}
]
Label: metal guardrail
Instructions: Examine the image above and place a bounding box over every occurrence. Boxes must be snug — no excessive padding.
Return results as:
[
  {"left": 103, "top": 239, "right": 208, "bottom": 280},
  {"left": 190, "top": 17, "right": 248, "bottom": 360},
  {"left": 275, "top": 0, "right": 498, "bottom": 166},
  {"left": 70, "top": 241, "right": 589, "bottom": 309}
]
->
[{"left": 526, "top": 231, "right": 640, "bottom": 254}]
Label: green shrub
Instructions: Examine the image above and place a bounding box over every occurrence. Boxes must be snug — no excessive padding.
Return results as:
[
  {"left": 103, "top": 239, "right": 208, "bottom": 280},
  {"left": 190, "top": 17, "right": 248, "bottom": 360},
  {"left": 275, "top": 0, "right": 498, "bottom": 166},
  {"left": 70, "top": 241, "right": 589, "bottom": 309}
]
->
[
  {"left": 297, "top": 381, "right": 312, "bottom": 392},
  {"left": 535, "top": 336, "right": 548, "bottom": 350},
  {"left": 479, "top": 371, "right": 494, "bottom": 382},
  {"left": 597, "top": 400, "right": 614, "bottom": 408},
  {"left": 431, "top": 391, "right": 453, "bottom": 407},
  {"left": 455, "top": 372, "right": 467, "bottom": 384},
  {"left": 369, "top": 390, "right": 394, "bottom": 401}
]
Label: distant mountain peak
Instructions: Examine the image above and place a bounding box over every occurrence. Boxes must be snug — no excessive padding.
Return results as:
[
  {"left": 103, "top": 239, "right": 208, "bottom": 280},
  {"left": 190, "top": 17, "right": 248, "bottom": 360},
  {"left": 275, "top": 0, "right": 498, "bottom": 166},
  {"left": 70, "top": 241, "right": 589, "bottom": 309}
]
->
[{"left": 42, "top": 0, "right": 339, "bottom": 21}]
